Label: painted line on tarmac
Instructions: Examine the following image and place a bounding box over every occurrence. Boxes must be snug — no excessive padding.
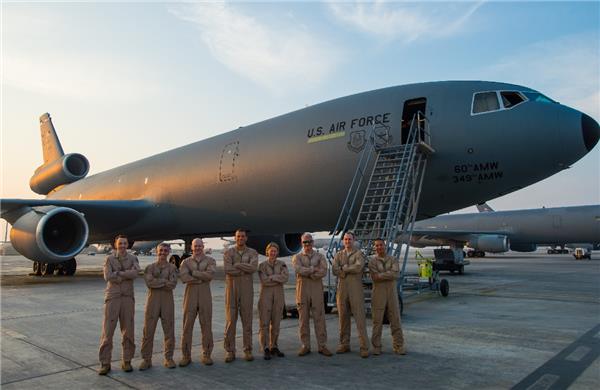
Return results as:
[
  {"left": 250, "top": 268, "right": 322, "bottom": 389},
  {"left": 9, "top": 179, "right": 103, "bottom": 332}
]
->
[{"left": 511, "top": 323, "right": 600, "bottom": 390}]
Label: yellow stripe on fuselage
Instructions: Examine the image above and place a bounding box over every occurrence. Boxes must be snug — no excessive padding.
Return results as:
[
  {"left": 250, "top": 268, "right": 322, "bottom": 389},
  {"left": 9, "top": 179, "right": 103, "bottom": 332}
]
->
[{"left": 307, "top": 131, "right": 346, "bottom": 144}]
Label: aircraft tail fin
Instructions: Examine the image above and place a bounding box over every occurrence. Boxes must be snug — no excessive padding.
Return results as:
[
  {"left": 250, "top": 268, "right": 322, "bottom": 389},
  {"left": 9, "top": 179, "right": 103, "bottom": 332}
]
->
[
  {"left": 476, "top": 202, "right": 495, "bottom": 213},
  {"left": 39, "top": 113, "right": 65, "bottom": 164}
]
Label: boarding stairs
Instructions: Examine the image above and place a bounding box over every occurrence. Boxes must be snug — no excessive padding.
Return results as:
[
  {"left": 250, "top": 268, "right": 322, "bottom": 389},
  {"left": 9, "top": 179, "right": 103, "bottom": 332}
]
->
[{"left": 324, "top": 113, "right": 434, "bottom": 312}]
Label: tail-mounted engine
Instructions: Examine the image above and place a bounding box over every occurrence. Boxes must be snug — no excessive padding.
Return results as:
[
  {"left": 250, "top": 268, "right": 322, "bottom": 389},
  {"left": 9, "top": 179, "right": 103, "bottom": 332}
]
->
[{"left": 30, "top": 153, "right": 90, "bottom": 195}]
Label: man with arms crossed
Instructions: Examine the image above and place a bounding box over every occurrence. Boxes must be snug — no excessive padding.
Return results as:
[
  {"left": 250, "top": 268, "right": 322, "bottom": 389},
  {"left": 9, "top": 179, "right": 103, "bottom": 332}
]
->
[
  {"left": 139, "top": 243, "right": 178, "bottom": 370},
  {"left": 368, "top": 238, "right": 406, "bottom": 355},
  {"left": 291, "top": 233, "right": 333, "bottom": 357},
  {"left": 98, "top": 235, "right": 140, "bottom": 375},
  {"left": 179, "top": 238, "right": 216, "bottom": 366},
  {"left": 332, "top": 232, "right": 370, "bottom": 358},
  {"left": 223, "top": 229, "right": 259, "bottom": 362}
]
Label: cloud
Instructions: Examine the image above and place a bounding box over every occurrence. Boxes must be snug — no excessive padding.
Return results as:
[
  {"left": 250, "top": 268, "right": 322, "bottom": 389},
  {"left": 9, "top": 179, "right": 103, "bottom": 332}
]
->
[
  {"left": 484, "top": 32, "right": 600, "bottom": 120},
  {"left": 3, "top": 54, "right": 161, "bottom": 102},
  {"left": 328, "top": 1, "right": 484, "bottom": 43},
  {"left": 169, "top": 2, "right": 342, "bottom": 92},
  {"left": 1, "top": 6, "right": 161, "bottom": 102}
]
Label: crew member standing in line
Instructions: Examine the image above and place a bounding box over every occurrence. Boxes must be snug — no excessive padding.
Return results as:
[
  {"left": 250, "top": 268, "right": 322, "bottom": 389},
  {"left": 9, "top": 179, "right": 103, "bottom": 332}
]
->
[
  {"left": 332, "top": 232, "right": 370, "bottom": 358},
  {"left": 139, "top": 243, "right": 178, "bottom": 370},
  {"left": 223, "top": 229, "right": 259, "bottom": 362},
  {"left": 179, "top": 238, "right": 216, "bottom": 367},
  {"left": 291, "top": 233, "right": 333, "bottom": 357},
  {"left": 258, "top": 242, "right": 289, "bottom": 360},
  {"left": 368, "top": 238, "right": 406, "bottom": 355},
  {"left": 98, "top": 235, "right": 140, "bottom": 375}
]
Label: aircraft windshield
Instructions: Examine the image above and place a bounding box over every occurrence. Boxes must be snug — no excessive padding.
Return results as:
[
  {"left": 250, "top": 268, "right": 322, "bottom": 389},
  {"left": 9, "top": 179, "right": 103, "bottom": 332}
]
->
[{"left": 522, "top": 92, "right": 557, "bottom": 104}]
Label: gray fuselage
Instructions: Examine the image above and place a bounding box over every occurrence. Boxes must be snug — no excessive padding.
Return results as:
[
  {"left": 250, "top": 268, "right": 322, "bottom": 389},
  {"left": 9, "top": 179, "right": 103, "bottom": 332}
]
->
[{"left": 47, "top": 81, "right": 593, "bottom": 242}]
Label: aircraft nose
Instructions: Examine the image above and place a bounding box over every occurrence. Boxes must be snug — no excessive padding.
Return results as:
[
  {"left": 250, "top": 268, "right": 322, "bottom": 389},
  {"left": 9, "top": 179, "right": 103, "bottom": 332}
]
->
[{"left": 581, "top": 113, "right": 600, "bottom": 152}]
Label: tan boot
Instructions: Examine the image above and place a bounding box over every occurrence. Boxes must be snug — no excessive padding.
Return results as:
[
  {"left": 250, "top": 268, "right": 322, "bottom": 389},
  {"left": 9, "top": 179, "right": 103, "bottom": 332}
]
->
[
  {"left": 244, "top": 351, "right": 254, "bottom": 361},
  {"left": 360, "top": 349, "right": 370, "bottom": 358},
  {"left": 121, "top": 361, "right": 133, "bottom": 372},
  {"left": 98, "top": 364, "right": 111, "bottom": 375},
  {"left": 178, "top": 357, "right": 191, "bottom": 367},
  {"left": 394, "top": 346, "right": 407, "bottom": 355},
  {"left": 164, "top": 359, "right": 176, "bottom": 369},
  {"left": 298, "top": 345, "right": 311, "bottom": 356},
  {"left": 225, "top": 352, "right": 235, "bottom": 363},
  {"left": 318, "top": 347, "right": 333, "bottom": 357},
  {"left": 336, "top": 345, "right": 350, "bottom": 354},
  {"left": 201, "top": 353, "right": 213, "bottom": 366},
  {"left": 373, "top": 348, "right": 382, "bottom": 356},
  {"left": 138, "top": 360, "right": 152, "bottom": 371}
]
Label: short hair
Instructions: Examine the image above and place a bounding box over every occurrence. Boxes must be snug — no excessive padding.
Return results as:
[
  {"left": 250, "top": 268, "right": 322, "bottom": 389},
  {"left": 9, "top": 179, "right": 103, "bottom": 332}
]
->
[
  {"left": 301, "top": 232, "right": 313, "bottom": 241},
  {"left": 373, "top": 238, "right": 385, "bottom": 243},
  {"left": 265, "top": 242, "right": 279, "bottom": 255},
  {"left": 191, "top": 238, "right": 204, "bottom": 246},
  {"left": 235, "top": 229, "right": 248, "bottom": 235},
  {"left": 343, "top": 231, "right": 355, "bottom": 239},
  {"left": 157, "top": 242, "right": 171, "bottom": 251},
  {"left": 114, "top": 234, "right": 128, "bottom": 244}
]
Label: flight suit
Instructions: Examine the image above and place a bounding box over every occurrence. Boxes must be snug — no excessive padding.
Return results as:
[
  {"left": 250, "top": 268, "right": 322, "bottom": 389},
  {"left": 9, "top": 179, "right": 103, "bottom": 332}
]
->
[
  {"left": 332, "top": 249, "right": 369, "bottom": 352},
  {"left": 140, "top": 261, "right": 178, "bottom": 363},
  {"left": 258, "top": 259, "right": 289, "bottom": 351},
  {"left": 223, "top": 247, "right": 258, "bottom": 354},
  {"left": 179, "top": 254, "right": 216, "bottom": 359},
  {"left": 368, "top": 254, "right": 404, "bottom": 353},
  {"left": 99, "top": 252, "right": 140, "bottom": 365},
  {"left": 291, "top": 250, "right": 328, "bottom": 350}
]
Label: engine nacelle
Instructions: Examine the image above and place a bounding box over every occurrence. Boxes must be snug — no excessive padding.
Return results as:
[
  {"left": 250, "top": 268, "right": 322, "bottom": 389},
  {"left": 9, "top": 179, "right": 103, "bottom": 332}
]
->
[
  {"left": 468, "top": 234, "right": 509, "bottom": 253},
  {"left": 246, "top": 233, "right": 303, "bottom": 257},
  {"left": 10, "top": 206, "right": 89, "bottom": 264},
  {"left": 29, "top": 153, "right": 90, "bottom": 195},
  {"left": 510, "top": 243, "right": 537, "bottom": 252}
]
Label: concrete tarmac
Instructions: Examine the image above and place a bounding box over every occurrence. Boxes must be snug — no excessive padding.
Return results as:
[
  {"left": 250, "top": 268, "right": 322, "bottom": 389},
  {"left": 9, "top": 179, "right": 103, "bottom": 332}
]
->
[{"left": 1, "top": 249, "right": 599, "bottom": 389}]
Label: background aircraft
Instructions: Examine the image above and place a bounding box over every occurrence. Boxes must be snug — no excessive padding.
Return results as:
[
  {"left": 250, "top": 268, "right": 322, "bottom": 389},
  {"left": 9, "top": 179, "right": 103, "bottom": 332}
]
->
[
  {"left": 410, "top": 204, "right": 600, "bottom": 257},
  {"left": 1, "top": 81, "right": 598, "bottom": 275}
]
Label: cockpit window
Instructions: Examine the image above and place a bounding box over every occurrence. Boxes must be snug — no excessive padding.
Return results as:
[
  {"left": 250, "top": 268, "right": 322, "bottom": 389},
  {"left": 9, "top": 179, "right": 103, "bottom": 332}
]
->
[
  {"left": 472, "top": 92, "right": 500, "bottom": 114},
  {"left": 522, "top": 92, "right": 556, "bottom": 104},
  {"left": 500, "top": 91, "right": 525, "bottom": 109}
]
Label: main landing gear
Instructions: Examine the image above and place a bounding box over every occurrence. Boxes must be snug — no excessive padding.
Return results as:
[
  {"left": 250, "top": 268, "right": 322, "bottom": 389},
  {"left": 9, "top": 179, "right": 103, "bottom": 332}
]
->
[{"left": 31, "top": 258, "right": 77, "bottom": 276}]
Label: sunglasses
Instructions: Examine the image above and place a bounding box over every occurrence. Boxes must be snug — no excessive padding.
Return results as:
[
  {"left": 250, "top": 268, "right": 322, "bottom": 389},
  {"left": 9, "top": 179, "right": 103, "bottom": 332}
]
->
[{"left": 302, "top": 240, "right": 313, "bottom": 244}]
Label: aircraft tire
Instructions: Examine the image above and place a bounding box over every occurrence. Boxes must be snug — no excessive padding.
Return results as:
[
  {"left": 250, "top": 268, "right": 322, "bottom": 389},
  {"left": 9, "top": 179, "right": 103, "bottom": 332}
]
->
[
  {"left": 169, "top": 254, "right": 182, "bottom": 269},
  {"left": 324, "top": 291, "right": 334, "bottom": 314},
  {"left": 64, "top": 258, "right": 77, "bottom": 276},
  {"left": 41, "top": 262, "right": 55, "bottom": 276},
  {"left": 439, "top": 279, "right": 450, "bottom": 297},
  {"left": 32, "top": 261, "right": 42, "bottom": 276}
]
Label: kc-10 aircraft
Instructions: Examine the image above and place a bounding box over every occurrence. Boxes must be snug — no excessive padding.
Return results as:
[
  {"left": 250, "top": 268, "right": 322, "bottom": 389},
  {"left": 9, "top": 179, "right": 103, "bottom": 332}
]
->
[
  {"left": 410, "top": 204, "right": 600, "bottom": 257},
  {"left": 1, "top": 81, "right": 598, "bottom": 275}
]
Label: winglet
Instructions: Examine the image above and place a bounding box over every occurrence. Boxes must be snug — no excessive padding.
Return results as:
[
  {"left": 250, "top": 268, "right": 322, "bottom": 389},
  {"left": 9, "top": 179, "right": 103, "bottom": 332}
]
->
[
  {"left": 476, "top": 202, "right": 495, "bottom": 213},
  {"left": 39, "top": 113, "right": 65, "bottom": 164}
]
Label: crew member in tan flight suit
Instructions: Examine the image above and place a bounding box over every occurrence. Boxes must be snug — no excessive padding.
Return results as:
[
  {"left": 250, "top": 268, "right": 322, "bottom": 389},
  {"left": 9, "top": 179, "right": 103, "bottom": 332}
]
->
[
  {"left": 223, "top": 229, "right": 258, "bottom": 362},
  {"left": 139, "top": 243, "right": 178, "bottom": 370},
  {"left": 258, "top": 242, "right": 289, "bottom": 360},
  {"left": 291, "top": 233, "right": 333, "bottom": 357},
  {"left": 179, "top": 238, "right": 216, "bottom": 367},
  {"left": 368, "top": 238, "right": 406, "bottom": 355},
  {"left": 98, "top": 235, "right": 141, "bottom": 375},
  {"left": 332, "top": 232, "right": 370, "bottom": 358}
]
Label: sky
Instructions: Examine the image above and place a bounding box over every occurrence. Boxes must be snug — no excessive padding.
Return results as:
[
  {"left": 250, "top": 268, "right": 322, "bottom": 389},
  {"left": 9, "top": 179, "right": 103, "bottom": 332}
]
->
[{"left": 1, "top": 1, "right": 599, "bottom": 240}]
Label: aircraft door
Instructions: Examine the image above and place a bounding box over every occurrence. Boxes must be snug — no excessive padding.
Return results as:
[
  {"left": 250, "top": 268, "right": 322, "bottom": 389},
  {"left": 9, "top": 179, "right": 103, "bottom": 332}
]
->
[
  {"left": 401, "top": 98, "right": 427, "bottom": 144},
  {"left": 219, "top": 141, "right": 239, "bottom": 182}
]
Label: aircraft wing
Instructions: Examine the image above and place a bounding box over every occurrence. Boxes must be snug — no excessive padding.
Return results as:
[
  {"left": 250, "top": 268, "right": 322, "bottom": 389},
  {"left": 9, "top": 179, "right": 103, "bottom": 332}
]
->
[
  {"left": 411, "top": 229, "right": 510, "bottom": 242},
  {"left": 0, "top": 198, "right": 153, "bottom": 230}
]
